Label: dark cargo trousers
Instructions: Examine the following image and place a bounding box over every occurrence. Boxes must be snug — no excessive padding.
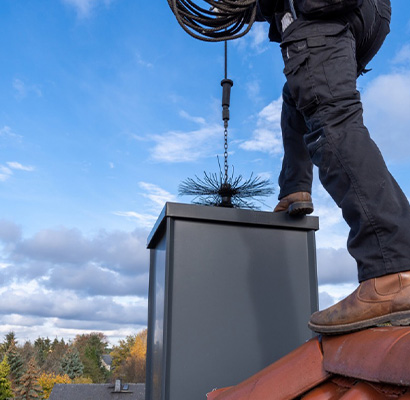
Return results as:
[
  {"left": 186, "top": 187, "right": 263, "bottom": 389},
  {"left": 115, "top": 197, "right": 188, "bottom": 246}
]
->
[{"left": 278, "top": 0, "right": 410, "bottom": 282}]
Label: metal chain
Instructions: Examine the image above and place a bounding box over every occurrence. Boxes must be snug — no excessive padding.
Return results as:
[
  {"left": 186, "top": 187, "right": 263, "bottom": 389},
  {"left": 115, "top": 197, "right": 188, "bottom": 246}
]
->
[
  {"left": 224, "top": 126, "right": 228, "bottom": 183},
  {"left": 223, "top": 39, "right": 229, "bottom": 184}
]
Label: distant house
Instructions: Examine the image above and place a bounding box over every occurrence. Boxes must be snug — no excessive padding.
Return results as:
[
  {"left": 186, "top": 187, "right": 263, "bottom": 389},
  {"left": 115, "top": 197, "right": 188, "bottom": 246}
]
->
[
  {"left": 49, "top": 381, "right": 145, "bottom": 400},
  {"left": 102, "top": 354, "right": 113, "bottom": 371}
]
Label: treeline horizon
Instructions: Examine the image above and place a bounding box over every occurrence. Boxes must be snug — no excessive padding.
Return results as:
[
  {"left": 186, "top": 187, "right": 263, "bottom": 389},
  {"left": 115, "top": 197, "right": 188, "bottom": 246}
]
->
[{"left": 0, "top": 330, "right": 147, "bottom": 399}]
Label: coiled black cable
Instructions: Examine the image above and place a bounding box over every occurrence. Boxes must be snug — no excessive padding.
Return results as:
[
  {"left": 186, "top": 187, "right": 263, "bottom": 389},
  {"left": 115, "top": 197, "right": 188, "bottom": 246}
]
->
[{"left": 167, "top": 0, "right": 257, "bottom": 41}]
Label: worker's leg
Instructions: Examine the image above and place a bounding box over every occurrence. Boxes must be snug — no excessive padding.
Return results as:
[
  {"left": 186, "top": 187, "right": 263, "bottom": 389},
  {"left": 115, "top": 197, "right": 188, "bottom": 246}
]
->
[{"left": 278, "top": 82, "right": 313, "bottom": 200}]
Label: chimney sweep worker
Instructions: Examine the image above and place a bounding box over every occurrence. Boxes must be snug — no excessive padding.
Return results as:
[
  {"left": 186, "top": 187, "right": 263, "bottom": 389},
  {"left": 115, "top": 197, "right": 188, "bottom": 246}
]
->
[{"left": 258, "top": 0, "right": 410, "bottom": 334}]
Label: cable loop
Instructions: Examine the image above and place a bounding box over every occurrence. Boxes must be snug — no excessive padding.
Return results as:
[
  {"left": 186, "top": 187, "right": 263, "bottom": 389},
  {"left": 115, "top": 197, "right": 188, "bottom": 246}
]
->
[{"left": 167, "top": 0, "right": 257, "bottom": 41}]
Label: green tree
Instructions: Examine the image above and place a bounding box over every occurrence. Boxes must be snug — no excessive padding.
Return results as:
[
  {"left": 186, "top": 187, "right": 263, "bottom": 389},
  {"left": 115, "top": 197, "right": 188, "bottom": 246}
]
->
[
  {"left": 0, "top": 356, "right": 13, "bottom": 400},
  {"left": 1, "top": 332, "right": 17, "bottom": 356},
  {"left": 110, "top": 335, "right": 136, "bottom": 370},
  {"left": 7, "top": 342, "right": 24, "bottom": 385},
  {"left": 34, "top": 338, "right": 51, "bottom": 368},
  {"left": 60, "top": 349, "right": 83, "bottom": 379},
  {"left": 14, "top": 358, "right": 43, "bottom": 400},
  {"left": 20, "top": 342, "right": 35, "bottom": 365},
  {"left": 73, "top": 333, "right": 108, "bottom": 383}
]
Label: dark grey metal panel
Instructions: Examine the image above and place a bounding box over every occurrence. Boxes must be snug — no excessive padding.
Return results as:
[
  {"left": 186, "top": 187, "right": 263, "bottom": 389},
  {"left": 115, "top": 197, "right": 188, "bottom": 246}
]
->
[
  {"left": 307, "top": 230, "right": 319, "bottom": 314},
  {"left": 146, "top": 236, "right": 167, "bottom": 400},
  {"left": 147, "top": 202, "right": 319, "bottom": 249},
  {"left": 146, "top": 202, "right": 319, "bottom": 400},
  {"left": 166, "top": 219, "right": 317, "bottom": 399}
]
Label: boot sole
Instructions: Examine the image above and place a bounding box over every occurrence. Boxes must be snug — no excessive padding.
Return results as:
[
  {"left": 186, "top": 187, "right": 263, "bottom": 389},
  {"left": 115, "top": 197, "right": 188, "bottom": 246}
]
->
[
  {"left": 308, "top": 310, "right": 410, "bottom": 335},
  {"left": 288, "top": 202, "right": 314, "bottom": 216}
]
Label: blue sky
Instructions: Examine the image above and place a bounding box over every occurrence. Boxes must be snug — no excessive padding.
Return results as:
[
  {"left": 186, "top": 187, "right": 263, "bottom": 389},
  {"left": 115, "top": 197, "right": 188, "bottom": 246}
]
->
[{"left": 1, "top": 0, "right": 410, "bottom": 344}]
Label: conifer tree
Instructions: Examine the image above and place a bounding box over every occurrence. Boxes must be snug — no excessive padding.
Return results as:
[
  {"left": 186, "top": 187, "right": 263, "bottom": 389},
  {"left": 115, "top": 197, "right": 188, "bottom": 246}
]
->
[
  {"left": 0, "top": 332, "right": 17, "bottom": 357},
  {"left": 0, "top": 356, "right": 13, "bottom": 400},
  {"left": 7, "top": 342, "right": 24, "bottom": 385},
  {"left": 34, "top": 338, "right": 51, "bottom": 368},
  {"left": 14, "top": 358, "right": 43, "bottom": 400},
  {"left": 60, "top": 349, "right": 84, "bottom": 379}
]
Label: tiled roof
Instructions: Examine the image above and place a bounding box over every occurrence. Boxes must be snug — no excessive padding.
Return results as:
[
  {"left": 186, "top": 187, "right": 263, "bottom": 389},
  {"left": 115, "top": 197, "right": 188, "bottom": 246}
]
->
[
  {"left": 206, "top": 327, "right": 410, "bottom": 400},
  {"left": 49, "top": 383, "right": 145, "bottom": 400}
]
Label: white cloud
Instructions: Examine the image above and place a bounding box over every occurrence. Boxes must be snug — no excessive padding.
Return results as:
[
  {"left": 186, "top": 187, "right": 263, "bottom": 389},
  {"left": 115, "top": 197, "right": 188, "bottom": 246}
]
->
[
  {"left": 7, "top": 161, "right": 35, "bottom": 172},
  {"left": 316, "top": 248, "right": 357, "bottom": 285},
  {"left": 240, "top": 97, "right": 283, "bottom": 154},
  {"left": 249, "top": 23, "right": 269, "bottom": 52},
  {"left": 62, "top": 0, "right": 114, "bottom": 18},
  {"left": 149, "top": 122, "right": 221, "bottom": 163},
  {"left": 0, "top": 166, "right": 12, "bottom": 182},
  {"left": 0, "top": 162, "right": 34, "bottom": 182},
  {"left": 393, "top": 43, "right": 410, "bottom": 65},
  {"left": 256, "top": 171, "right": 272, "bottom": 181},
  {"left": 0, "top": 219, "right": 22, "bottom": 243},
  {"left": 179, "top": 110, "right": 206, "bottom": 125},
  {"left": 0, "top": 126, "right": 22, "bottom": 141},
  {"left": 0, "top": 287, "right": 147, "bottom": 325},
  {"left": 13, "top": 78, "right": 27, "bottom": 99},
  {"left": 0, "top": 220, "right": 150, "bottom": 343},
  {"left": 13, "top": 78, "right": 42, "bottom": 99},
  {"left": 139, "top": 182, "right": 177, "bottom": 210},
  {"left": 362, "top": 71, "right": 410, "bottom": 163},
  {"left": 114, "top": 182, "right": 176, "bottom": 228},
  {"left": 135, "top": 52, "right": 153, "bottom": 68},
  {"left": 234, "top": 22, "right": 269, "bottom": 54},
  {"left": 318, "top": 283, "right": 358, "bottom": 310},
  {"left": 113, "top": 211, "right": 157, "bottom": 229},
  {"left": 314, "top": 199, "right": 346, "bottom": 249}
]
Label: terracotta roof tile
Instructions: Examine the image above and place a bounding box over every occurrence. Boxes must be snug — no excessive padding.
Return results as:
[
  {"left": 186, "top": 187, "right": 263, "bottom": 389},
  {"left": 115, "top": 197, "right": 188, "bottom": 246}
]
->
[
  {"left": 206, "top": 338, "right": 329, "bottom": 400},
  {"left": 206, "top": 327, "right": 410, "bottom": 400},
  {"left": 337, "top": 381, "right": 391, "bottom": 399},
  {"left": 322, "top": 327, "right": 410, "bottom": 386},
  {"left": 300, "top": 380, "right": 349, "bottom": 399},
  {"left": 302, "top": 379, "right": 410, "bottom": 399},
  {"left": 207, "top": 388, "right": 233, "bottom": 400}
]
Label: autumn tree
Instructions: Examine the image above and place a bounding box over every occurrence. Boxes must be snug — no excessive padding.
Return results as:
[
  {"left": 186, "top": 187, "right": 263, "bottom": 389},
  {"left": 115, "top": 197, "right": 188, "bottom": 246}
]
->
[
  {"left": 110, "top": 335, "right": 136, "bottom": 370},
  {"left": 130, "top": 329, "right": 147, "bottom": 383},
  {"left": 14, "top": 358, "right": 43, "bottom": 400},
  {"left": 42, "top": 339, "right": 68, "bottom": 375},
  {"left": 0, "top": 356, "right": 13, "bottom": 400},
  {"left": 38, "top": 373, "right": 71, "bottom": 399},
  {"left": 60, "top": 349, "right": 83, "bottom": 379},
  {"left": 111, "top": 329, "right": 147, "bottom": 383},
  {"left": 71, "top": 376, "right": 92, "bottom": 384}
]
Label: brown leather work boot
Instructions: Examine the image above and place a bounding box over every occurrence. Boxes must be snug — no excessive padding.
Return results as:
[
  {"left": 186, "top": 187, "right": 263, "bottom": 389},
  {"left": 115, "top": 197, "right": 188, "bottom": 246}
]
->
[
  {"left": 309, "top": 272, "right": 410, "bottom": 334},
  {"left": 274, "top": 192, "right": 314, "bottom": 215}
]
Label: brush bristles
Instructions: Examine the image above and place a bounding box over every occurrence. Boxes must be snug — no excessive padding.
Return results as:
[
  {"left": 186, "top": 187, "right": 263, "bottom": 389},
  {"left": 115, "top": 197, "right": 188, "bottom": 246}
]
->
[{"left": 179, "top": 168, "right": 274, "bottom": 210}]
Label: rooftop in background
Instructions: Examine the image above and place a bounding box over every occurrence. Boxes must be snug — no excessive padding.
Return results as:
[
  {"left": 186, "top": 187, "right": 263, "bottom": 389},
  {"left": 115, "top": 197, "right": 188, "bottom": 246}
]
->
[
  {"left": 207, "top": 326, "right": 410, "bottom": 399},
  {"left": 49, "top": 382, "right": 145, "bottom": 400}
]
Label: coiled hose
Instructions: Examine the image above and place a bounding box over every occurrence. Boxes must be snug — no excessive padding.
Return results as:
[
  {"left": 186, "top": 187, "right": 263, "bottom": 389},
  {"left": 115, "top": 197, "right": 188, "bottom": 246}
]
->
[{"left": 167, "top": 0, "right": 257, "bottom": 42}]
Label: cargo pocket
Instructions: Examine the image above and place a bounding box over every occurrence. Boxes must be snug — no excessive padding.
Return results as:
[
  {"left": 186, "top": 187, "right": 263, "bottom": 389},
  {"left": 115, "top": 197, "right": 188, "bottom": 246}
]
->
[
  {"left": 322, "top": 52, "right": 357, "bottom": 98},
  {"left": 282, "top": 22, "right": 357, "bottom": 112},
  {"left": 282, "top": 49, "right": 319, "bottom": 114}
]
